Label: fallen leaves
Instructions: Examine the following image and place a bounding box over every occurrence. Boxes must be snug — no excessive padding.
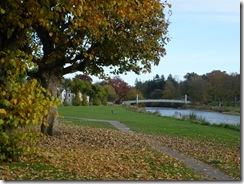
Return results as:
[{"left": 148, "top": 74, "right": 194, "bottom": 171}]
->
[
  {"left": 1, "top": 124, "right": 204, "bottom": 180},
  {"left": 144, "top": 134, "right": 240, "bottom": 179},
  {"left": 2, "top": 123, "right": 239, "bottom": 180}
]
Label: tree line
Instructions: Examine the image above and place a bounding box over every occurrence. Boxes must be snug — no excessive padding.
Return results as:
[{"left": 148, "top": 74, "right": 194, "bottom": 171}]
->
[
  {"left": 60, "top": 75, "right": 140, "bottom": 105},
  {"left": 134, "top": 70, "right": 240, "bottom": 106},
  {"left": 62, "top": 70, "right": 240, "bottom": 107}
]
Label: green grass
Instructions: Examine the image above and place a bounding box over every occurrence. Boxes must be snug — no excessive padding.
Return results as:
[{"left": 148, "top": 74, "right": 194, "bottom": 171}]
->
[
  {"left": 59, "top": 119, "right": 116, "bottom": 129},
  {"left": 3, "top": 160, "right": 71, "bottom": 180},
  {"left": 58, "top": 105, "right": 240, "bottom": 146}
]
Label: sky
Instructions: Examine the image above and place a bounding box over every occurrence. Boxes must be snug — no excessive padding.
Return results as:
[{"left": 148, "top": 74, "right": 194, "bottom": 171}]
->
[{"left": 64, "top": 0, "right": 240, "bottom": 86}]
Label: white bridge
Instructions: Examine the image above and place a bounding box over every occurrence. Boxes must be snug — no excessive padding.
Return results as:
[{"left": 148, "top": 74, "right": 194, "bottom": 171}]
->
[{"left": 123, "top": 95, "right": 191, "bottom": 105}]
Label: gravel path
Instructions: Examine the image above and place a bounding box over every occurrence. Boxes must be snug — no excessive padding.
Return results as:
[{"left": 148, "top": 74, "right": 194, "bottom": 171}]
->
[{"left": 61, "top": 117, "right": 234, "bottom": 181}]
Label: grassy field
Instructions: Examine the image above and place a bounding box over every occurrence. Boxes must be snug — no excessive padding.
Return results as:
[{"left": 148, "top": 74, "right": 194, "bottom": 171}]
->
[
  {"left": 58, "top": 105, "right": 240, "bottom": 146},
  {"left": 1, "top": 105, "right": 240, "bottom": 180}
]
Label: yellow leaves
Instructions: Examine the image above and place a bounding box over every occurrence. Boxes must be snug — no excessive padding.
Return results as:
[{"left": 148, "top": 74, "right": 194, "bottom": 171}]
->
[
  {"left": 84, "top": 53, "right": 94, "bottom": 60},
  {"left": 0, "top": 109, "right": 7, "bottom": 115},
  {"left": 1, "top": 124, "right": 202, "bottom": 180},
  {"left": 11, "top": 99, "right": 18, "bottom": 105},
  {"left": 173, "top": 162, "right": 179, "bottom": 167},
  {"left": 0, "top": 8, "right": 5, "bottom": 14}
]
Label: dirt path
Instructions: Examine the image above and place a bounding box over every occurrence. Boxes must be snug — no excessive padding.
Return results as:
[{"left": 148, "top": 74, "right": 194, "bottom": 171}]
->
[{"left": 62, "top": 117, "right": 234, "bottom": 181}]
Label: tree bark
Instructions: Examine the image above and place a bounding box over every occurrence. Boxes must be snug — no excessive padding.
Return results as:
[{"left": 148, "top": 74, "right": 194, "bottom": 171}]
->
[{"left": 40, "top": 70, "right": 61, "bottom": 136}]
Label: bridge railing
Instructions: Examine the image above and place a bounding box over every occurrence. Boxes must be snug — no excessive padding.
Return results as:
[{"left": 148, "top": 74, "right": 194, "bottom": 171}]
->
[{"left": 123, "top": 99, "right": 191, "bottom": 105}]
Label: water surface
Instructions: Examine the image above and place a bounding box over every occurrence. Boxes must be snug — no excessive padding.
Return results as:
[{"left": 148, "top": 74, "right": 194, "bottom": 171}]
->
[{"left": 145, "top": 107, "right": 240, "bottom": 125}]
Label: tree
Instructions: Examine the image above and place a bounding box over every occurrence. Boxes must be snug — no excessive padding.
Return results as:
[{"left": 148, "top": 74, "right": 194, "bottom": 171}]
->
[
  {"left": 90, "top": 84, "right": 107, "bottom": 106},
  {"left": 106, "top": 76, "right": 131, "bottom": 103},
  {"left": 75, "top": 74, "right": 93, "bottom": 84},
  {"left": 188, "top": 76, "right": 208, "bottom": 104},
  {"left": 182, "top": 73, "right": 208, "bottom": 104},
  {"left": 124, "top": 88, "right": 144, "bottom": 101},
  {"left": 135, "top": 79, "right": 148, "bottom": 98},
  {"left": 150, "top": 89, "right": 163, "bottom": 99},
  {"left": 103, "top": 85, "right": 117, "bottom": 102},
  {"left": 2, "top": 0, "right": 171, "bottom": 135},
  {"left": 162, "top": 75, "right": 180, "bottom": 99},
  {"left": 135, "top": 75, "right": 165, "bottom": 99},
  {"left": 0, "top": 2, "right": 60, "bottom": 160},
  {"left": 81, "top": 94, "right": 89, "bottom": 106},
  {"left": 162, "top": 80, "right": 176, "bottom": 99},
  {"left": 68, "top": 78, "right": 92, "bottom": 106},
  {"left": 204, "top": 70, "right": 228, "bottom": 103},
  {"left": 69, "top": 78, "right": 83, "bottom": 106}
]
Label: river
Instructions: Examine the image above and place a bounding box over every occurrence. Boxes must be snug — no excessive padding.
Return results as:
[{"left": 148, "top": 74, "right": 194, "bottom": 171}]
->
[{"left": 145, "top": 107, "right": 240, "bottom": 125}]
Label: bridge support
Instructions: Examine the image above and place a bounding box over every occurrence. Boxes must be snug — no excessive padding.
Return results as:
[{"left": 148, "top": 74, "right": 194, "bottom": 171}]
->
[
  {"left": 185, "top": 95, "right": 187, "bottom": 104},
  {"left": 136, "top": 94, "right": 139, "bottom": 106}
]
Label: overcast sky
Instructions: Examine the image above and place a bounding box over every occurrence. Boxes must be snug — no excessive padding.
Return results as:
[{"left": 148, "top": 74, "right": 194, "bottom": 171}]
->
[{"left": 64, "top": 0, "right": 240, "bottom": 86}]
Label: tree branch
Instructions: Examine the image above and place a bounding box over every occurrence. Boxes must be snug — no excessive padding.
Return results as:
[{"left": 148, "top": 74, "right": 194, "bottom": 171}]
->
[{"left": 34, "top": 26, "right": 54, "bottom": 57}]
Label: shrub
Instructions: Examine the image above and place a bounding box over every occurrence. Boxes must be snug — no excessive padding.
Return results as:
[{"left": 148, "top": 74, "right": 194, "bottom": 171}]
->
[
  {"left": 73, "top": 94, "right": 82, "bottom": 106},
  {"left": 82, "top": 95, "right": 89, "bottom": 106},
  {"left": 92, "top": 96, "right": 100, "bottom": 106},
  {"left": 0, "top": 50, "right": 60, "bottom": 162}
]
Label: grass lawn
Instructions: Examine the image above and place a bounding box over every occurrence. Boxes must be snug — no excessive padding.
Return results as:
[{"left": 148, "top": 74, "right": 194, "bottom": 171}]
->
[
  {"left": 58, "top": 105, "right": 240, "bottom": 146},
  {"left": 58, "top": 119, "right": 117, "bottom": 130}
]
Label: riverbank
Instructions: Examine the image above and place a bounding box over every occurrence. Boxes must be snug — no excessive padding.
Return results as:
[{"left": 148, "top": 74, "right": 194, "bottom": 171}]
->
[
  {"left": 144, "top": 106, "right": 240, "bottom": 127},
  {"left": 181, "top": 104, "right": 240, "bottom": 116}
]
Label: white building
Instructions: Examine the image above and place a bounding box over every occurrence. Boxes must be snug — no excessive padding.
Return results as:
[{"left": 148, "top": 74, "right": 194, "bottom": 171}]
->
[
  {"left": 58, "top": 88, "right": 74, "bottom": 105},
  {"left": 58, "top": 88, "right": 89, "bottom": 105}
]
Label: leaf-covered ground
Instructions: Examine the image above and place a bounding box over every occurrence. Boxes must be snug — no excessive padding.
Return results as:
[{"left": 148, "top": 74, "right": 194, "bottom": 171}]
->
[
  {"left": 144, "top": 135, "right": 240, "bottom": 179},
  {"left": 1, "top": 124, "right": 205, "bottom": 180}
]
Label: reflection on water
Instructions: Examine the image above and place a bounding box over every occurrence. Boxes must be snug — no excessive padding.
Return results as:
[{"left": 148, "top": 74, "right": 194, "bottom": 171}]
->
[{"left": 145, "top": 107, "right": 240, "bottom": 125}]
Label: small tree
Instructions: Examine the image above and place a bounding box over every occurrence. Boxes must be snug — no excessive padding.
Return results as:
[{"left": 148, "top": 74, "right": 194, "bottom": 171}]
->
[
  {"left": 82, "top": 95, "right": 89, "bottom": 106},
  {"left": 73, "top": 93, "right": 82, "bottom": 106}
]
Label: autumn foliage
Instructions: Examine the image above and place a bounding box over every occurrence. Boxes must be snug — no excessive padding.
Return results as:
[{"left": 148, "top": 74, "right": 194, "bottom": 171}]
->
[
  {"left": 0, "top": 0, "right": 171, "bottom": 161},
  {"left": 0, "top": 50, "right": 60, "bottom": 162}
]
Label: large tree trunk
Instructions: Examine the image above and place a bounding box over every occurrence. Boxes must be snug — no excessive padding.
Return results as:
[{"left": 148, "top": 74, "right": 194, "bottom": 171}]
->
[{"left": 40, "top": 71, "right": 61, "bottom": 136}]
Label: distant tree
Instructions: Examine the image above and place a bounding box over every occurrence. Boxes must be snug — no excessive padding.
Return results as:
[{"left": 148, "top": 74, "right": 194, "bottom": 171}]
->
[
  {"left": 75, "top": 74, "right": 93, "bottom": 84},
  {"left": 107, "top": 76, "right": 131, "bottom": 103},
  {"left": 162, "top": 80, "right": 176, "bottom": 99},
  {"left": 167, "top": 74, "right": 178, "bottom": 87},
  {"left": 189, "top": 76, "right": 208, "bottom": 104},
  {"left": 204, "top": 70, "right": 228, "bottom": 102},
  {"left": 103, "top": 85, "right": 117, "bottom": 102},
  {"left": 81, "top": 94, "right": 89, "bottom": 106},
  {"left": 228, "top": 73, "right": 240, "bottom": 103},
  {"left": 150, "top": 89, "right": 163, "bottom": 99},
  {"left": 69, "top": 78, "right": 83, "bottom": 106},
  {"left": 135, "top": 74, "right": 165, "bottom": 98},
  {"left": 182, "top": 73, "right": 208, "bottom": 104},
  {"left": 135, "top": 79, "right": 148, "bottom": 98},
  {"left": 90, "top": 84, "right": 107, "bottom": 106},
  {"left": 124, "top": 88, "right": 144, "bottom": 101}
]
